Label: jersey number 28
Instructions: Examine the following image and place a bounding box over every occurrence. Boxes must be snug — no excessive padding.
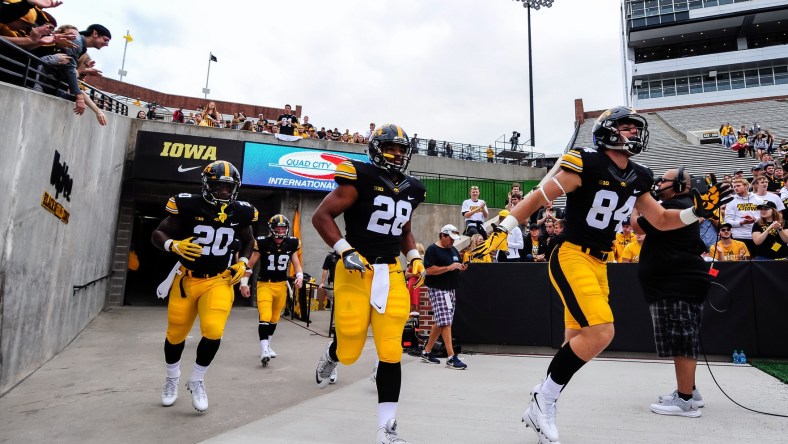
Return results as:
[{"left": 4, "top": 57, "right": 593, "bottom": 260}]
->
[{"left": 367, "top": 195, "right": 412, "bottom": 236}]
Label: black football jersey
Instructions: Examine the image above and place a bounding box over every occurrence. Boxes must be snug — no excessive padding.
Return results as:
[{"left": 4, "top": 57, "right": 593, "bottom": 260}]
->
[
  {"left": 559, "top": 148, "right": 653, "bottom": 252},
  {"left": 165, "top": 194, "right": 258, "bottom": 274},
  {"left": 254, "top": 236, "right": 301, "bottom": 282},
  {"left": 334, "top": 160, "right": 426, "bottom": 259}
]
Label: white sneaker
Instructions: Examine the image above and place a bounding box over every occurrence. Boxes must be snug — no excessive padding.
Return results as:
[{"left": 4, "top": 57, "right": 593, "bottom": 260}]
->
[
  {"left": 523, "top": 383, "right": 560, "bottom": 443},
  {"left": 375, "top": 419, "right": 410, "bottom": 444},
  {"left": 658, "top": 388, "right": 704, "bottom": 408},
  {"left": 161, "top": 376, "right": 179, "bottom": 406},
  {"left": 261, "top": 349, "right": 271, "bottom": 367},
  {"left": 329, "top": 367, "right": 338, "bottom": 384},
  {"left": 650, "top": 392, "right": 701, "bottom": 417},
  {"left": 187, "top": 379, "right": 209, "bottom": 412},
  {"left": 315, "top": 344, "right": 338, "bottom": 388},
  {"left": 269, "top": 346, "right": 277, "bottom": 358}
]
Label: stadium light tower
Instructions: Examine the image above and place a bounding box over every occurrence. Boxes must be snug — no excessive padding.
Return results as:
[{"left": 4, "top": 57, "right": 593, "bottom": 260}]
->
[{"left": 514, "top": 0, "right": 554, "bottom": 148}]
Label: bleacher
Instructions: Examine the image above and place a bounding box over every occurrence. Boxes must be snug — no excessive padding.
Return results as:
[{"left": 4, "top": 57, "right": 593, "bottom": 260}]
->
[{"left": 570, "top": 99, "right": 788, "bottom": 179}]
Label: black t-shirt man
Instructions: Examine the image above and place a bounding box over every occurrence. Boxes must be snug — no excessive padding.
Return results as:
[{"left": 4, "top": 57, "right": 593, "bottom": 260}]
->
[
  {"left": 636, "top": 194, "right": 710, "bottom": 302},
  {"left": 321, "top": 252, "right": 340, "bottom": 286},
  {"left": 278, "top": 111, "right": 299, "bottom": 135},
  {"left": 423, "top": 243, "right": 462, "bottom": 290}
]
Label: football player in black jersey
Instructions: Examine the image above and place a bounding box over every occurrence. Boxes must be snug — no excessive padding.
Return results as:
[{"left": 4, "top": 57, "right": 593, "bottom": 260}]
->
[
  {"left": 483, "top": 107, "right": 732, "bottom": 443},
  {"left": 311, "top": 124, "right": 426, "bottom": 443},
  {"left": 240, "top": 214, "right": 303, "bottom": 367},
  {"left": 151, "top": 160, "right": 257, "bottom": 413}
]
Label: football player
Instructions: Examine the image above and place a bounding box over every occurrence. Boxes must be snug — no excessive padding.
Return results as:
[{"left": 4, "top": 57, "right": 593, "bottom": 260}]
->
[
  {"left": 240, "top": 214, "right": 303, "bottom": 366},
  {"left": 483, "top": 107, "right": 732, "bottom": 443},
  {"left": 151, "top": 160, "right": 257, "bottom": 413},
  {"left": 311, "top": 124, "right": 426, "bottom": 443}
]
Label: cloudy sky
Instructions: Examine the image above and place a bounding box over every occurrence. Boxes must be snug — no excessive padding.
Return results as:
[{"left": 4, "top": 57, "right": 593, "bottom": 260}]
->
[{"left": 54, "top": 0, "right": 625, "bottom": 154}]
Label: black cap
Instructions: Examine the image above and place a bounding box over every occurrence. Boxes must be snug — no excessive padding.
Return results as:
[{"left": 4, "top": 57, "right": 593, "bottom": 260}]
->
[
  {"left": 720, "top": 223, "right": 733, "bottom": 230},
  {"left": 622, "top": 216, "right": 631, "bottom": 226},
  {"left": 528, "top": 223, "right": 540, "bottom": 230},
  {"left": 734, "top": 169, "right": 744, "bottom": 174},
  {"left": 752, "top": 165, "right": 763, "bottom": 171},
  {"left": 757, "top": 201, "right": 777, "bottom": 210}
]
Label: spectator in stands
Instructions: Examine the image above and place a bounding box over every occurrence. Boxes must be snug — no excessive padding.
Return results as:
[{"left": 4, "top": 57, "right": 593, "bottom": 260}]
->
[
  {"left": 720, "top": 122, "right": 735, "bottom": 149},
  {"left": 753, "top": 132, "right": 768, "bottom": 161},
  {"left": 536, "top": 201, "right": 565, "bottom": 235},
  {"left": 330, "top": 128, "right": 341, "bottom": 142},
  {"left": 753, "top": 176, "right": 785, "bottom": 212},
  {"left": 463, "top": 234, "right": 490, "bottom": 264},
  {"left": 410, "top": 133, "right": 419, "bottom": 154},
  {"left": 763, "top": 163, "right": 781, "bottom": 192},
  {"left": 547, "top": 219, "right": 564, "bottom": 259},
  {"left": 462, "top": 186, "right": 488, "bottom": 239},
  {"left": 445, "top": 143, "right": 453, "bottom": 159},
  {"left": 496, "top": 210, "right": 523, "bottom": 263},
  {"left": 316, "top": 127, "right": 325, "bottom": 139},
  {"left": 749, "top": 164, "right": 764, "bottom": 184},
  {"left": 506, "top": 190, "right": 522, "bottom": 213},
  {"left": 364, "top": 123, "right": 376, "bottom": 141},
  {"left": 765, "top": 130, "right": 775, "bottom": 154},
  {"left": 732, "top": 131, "right": 748, "bottom": 158},
  {"left": 240, "top": 121, "right": 254, "bottom": 131},
  {"left": 427, "top": 139, "right": 437, "bottom": 156},
  {"left": 486, "top": 145, "right": 494, "bottom": 163},
  {"left": 612, "top": 216, "right": 637, "bottom": 262},
  {"left": 751, "top": 201, "right": 788, "bottom": 260},
  {"left": 620, "top": 233, "right": 645, "bottom": 263},
  {"left": 146, "top": 104, "right": 158, "bottom": 120},
  {"left": 523, "top": 223, "right": 547, "bottom": 262},
  {"left": 709, "top": 223, "right": 749, "bottom": 261},
  {"left": 733, "top": 169, "right": 744, "bottom": 180},
  {"left": 231, "top": 111, "right": 246, "bottom": 129},
  {"left": 136, "top": 110, "right": 147, "bottom": 119},
  {"left": 724, "top": 178, "right": 760, "bottom": 255},
  {"left": 172, "top": 107, "right": 184, "bottom": 124},
  {"left": 185, "top": 112, "right": 195, "bottom": 124},
  {"left": 202, "top": 101, "right": 221, "bottom": 127},
  {"left": 540, "top": 219, "right": 558, "bottom": 257},
  {"left": 302, "top": 115, "right": 313, "bottom": 130},
  {"left": 277, "top": 104, "right": 298, "bottom": 135},
  {"left": 0, "top": 1, "right": 62, "bottom": 54},
  {"left": 774, "top": 166, "right": 785, "bottom": 191},
  {"left": 195, "top": 113, "right": 210, "bottom": 127}
]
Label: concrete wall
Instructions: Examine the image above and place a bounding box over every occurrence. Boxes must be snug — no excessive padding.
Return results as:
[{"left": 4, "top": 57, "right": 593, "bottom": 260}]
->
[{"left": 0, "top": 84, "right": 130, "bottom": 395}]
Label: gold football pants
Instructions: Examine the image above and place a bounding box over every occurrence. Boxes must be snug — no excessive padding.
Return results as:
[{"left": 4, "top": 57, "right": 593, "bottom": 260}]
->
[
  {"left": 166, "top": 273, "right": 234, "bottom": 343},
  {"left": 548, "top": 243, "right": 613, "bottom": 330},
  {"left": 256, "top": 281, "right": 287, "bottom": 323},
  {"left": 333, "top": 261, "right": 409, "bottom": 365}
]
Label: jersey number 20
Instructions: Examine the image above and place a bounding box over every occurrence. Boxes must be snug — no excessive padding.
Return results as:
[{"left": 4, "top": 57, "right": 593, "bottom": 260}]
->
[{"left": 368, "top": 195, "right": 412, "bottom": 236}]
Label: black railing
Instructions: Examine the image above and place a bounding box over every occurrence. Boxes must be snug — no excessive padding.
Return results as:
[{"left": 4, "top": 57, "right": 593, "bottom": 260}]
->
[
  {"left": 0, "top": 36, "right": 127, "bottom": 116},
  {"left": 410, "top": 137, "right": 545, "bottom": 166}
]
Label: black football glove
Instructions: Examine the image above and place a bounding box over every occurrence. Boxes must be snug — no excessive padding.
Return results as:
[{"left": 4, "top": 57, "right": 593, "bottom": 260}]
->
[{"left": 691, "top": 181, "right": 733, "bottom": 218}]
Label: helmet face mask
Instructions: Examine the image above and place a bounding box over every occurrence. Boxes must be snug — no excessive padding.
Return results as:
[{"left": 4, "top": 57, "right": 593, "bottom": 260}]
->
[
  {"left": 268, "top": 214, "right": 290, "bottom": 240},
  {"left": 368, "top": 124, "right": 412, "bottom": 174},
  {"left": 202, "top": 161, "right": 241, "bottom": 206},
  {"left": 592, "top": 107, "right": 649, "bottom": 156}
]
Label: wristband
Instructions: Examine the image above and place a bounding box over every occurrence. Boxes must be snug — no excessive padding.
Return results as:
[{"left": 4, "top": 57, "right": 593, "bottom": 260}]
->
[
  {"left": 333, "top": 238, "right": 353, "bottom": 255},
  {"left": 499, "top": 215, "right": 519, "bottom": 232},
  {"left": 406, "top": 249, "right": 421, "bottom": 262},
  {"left": 296, "top": 272, "right": 304, "bottom": 279},
  {"left": 240, "top": 277, "right": 249, "bottom": 287},
  {"left": 163, "top": 239, "right": 173, "bottom": 251},
  {"left": 238, "top": 256, "right": 249, "bottom": 266},
  {"left": 679, "top": 208, "right": 699, "bottom": 225}
]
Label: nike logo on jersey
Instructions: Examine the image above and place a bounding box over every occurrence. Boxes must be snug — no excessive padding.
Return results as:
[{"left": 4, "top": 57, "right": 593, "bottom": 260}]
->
[
  {"left": 230, "top": 222, "right": 240, "bottom": 226},
  {"left": 407, "top": 196, "right": 415, "bottom": 201},
  {"left": 373, "top": 302, "right": 383, "bottom": 310},
  {"left": 633, "top": 189, "right": 641, "bottom": 194},
  {"left": 178, "top": 165, "right": 201, "bottom": 172}
]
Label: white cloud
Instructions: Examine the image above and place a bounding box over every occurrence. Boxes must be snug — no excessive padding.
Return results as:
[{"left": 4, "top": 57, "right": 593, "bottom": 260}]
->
[{"left": 54, "top": 0, "right": 624, "bottom": 154}]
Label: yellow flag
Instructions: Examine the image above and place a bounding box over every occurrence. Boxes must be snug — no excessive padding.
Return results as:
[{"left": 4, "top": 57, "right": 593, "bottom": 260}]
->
[{"left": 123, "top": 32, "right": 133, "bottom": 43}]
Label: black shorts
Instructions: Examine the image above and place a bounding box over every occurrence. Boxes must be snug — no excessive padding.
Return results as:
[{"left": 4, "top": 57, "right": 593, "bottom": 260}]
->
[{"left": 648, "top": 299, "right": 704, "bottom": 359}]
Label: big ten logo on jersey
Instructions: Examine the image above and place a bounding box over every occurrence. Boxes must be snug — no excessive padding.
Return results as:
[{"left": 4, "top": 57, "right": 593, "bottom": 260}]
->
[
  {"left": 367, "top": 195, "right": 412, "bottom": 236},
  {"left": 50, "top": 150, "right": 73, "bottom": 201},
  {"left": 586, "top": 191, "right": 636, "bottom": 230},
  {"left": 159, "top": 141, "right": 217, "bottom": 160}
]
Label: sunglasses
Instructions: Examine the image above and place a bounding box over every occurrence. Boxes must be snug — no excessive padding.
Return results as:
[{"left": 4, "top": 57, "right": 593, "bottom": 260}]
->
[
  {"left": 720, "top": 228, "right": 731, "bottom": 232},
  {"left": 654, "top": 178, "right": 675, "bottom": 185}
]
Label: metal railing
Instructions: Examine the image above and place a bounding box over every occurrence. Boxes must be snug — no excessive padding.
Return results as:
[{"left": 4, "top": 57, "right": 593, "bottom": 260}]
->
[{"left": 0, "top": 36, "right": 127, "bottom": 116}]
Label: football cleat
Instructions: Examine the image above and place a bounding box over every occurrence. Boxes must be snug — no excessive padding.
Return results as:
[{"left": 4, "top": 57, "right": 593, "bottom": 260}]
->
[
  {"left": 261, "top": 349, "right": 271, "bottom": 367},
  {"left": 161, "top": 376, "right": 179, "bottom": 407},
  {"left": 187, "top": 379, "right": 209, "bottom": 412},
  {"left": 315, "top": 344, "right": 338, "bottom": 388},
  {"left": 376, "top": 418, "right": 410, "bottom": 444},
  {"left": 329, "top": 367, "right": 338, "bottom": 384}
]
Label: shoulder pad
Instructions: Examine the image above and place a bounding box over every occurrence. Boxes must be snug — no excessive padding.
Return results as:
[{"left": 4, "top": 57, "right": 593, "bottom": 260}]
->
[{"left": 334, "top": 160, "right": 357, "bottom": 183}]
